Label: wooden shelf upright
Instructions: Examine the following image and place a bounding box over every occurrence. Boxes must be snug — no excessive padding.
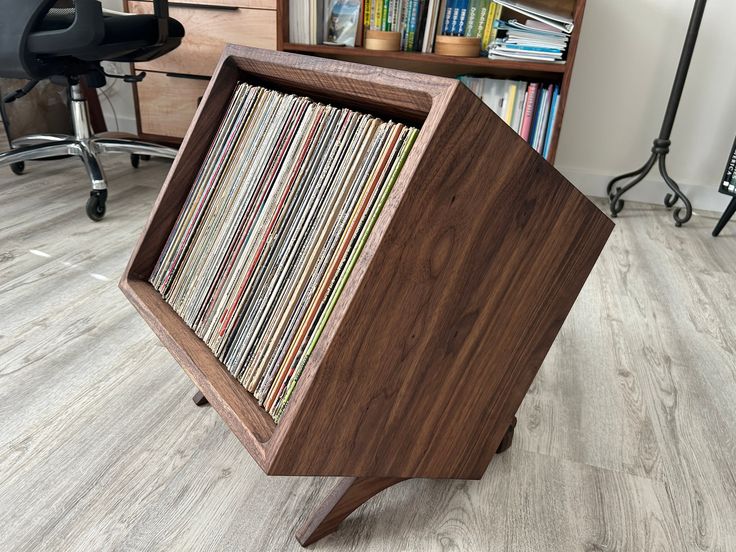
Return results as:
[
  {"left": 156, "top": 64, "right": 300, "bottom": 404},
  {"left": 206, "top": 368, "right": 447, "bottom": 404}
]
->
[{"left": 121, "top": 45, "right": 613, "bottom": 547}]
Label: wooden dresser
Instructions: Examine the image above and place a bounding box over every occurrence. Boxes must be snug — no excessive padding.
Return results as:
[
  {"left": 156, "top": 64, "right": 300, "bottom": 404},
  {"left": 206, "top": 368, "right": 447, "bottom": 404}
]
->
[{"left": 124, "top": 0, "right": 277, "bottom": 142}]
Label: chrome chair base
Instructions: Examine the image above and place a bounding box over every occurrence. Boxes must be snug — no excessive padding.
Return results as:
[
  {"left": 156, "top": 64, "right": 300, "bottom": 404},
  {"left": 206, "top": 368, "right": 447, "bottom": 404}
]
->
[{"left": 0, "top": 83, "right": 177, "bottom": 221}]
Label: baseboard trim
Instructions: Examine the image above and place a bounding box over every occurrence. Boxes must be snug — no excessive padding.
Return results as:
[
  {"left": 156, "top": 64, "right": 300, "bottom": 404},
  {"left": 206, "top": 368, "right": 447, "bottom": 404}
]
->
[{"left": 557, "top": 166, "right": 732, "bottom": 215}]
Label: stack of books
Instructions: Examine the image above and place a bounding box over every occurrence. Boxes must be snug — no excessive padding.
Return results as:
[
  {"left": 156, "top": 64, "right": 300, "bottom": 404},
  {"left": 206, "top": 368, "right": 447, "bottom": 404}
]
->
[
  {"left": 150, "top": 83, "right": 418, "bottom": 421},
  {"left": 488, "top": 0, "right": 572, "bottom": 61},
  {"left": 288, "top": 0, "right": 323, "bottom": 45},
  {"left": 459, "top": 76, "right": 559, "bottom": 160}
]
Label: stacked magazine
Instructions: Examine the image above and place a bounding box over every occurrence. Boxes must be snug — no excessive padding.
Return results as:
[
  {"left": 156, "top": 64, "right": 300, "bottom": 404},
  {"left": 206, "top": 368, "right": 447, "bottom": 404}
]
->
[
  {"left": 489, "top": 0, "right": 572, "bottom": 62},
  {"left": 150, "top": 83, "right": 418, "bottom": 421}
]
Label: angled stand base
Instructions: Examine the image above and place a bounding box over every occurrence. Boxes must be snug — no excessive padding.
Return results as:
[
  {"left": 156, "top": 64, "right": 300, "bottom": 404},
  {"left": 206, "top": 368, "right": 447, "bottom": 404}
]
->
[
  {"left": 296, "top": 418, "right": 518, "bottom": 547},
  {"left": 296, "top": 477, "right": 406, "bottom": 547},
  {"left": 192, "top": 390, "right": 209, "bottom": 406}
]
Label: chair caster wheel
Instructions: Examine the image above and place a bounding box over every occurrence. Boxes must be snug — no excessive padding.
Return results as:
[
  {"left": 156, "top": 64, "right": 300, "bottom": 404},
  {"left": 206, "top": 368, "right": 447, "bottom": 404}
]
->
[
  {"left": 86, "top": 189, "right": 107, "bottom": 221},
  {"left": 131, "top": 154, "right": 151, "bottom": 168},
  {"left": 10, "top": 161, "right": 24, "bottom": 175}
]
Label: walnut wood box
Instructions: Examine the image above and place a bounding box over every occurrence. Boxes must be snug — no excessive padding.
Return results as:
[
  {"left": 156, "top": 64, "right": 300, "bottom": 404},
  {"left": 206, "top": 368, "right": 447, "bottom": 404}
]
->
[{"left": 121, "top": 44, "right": 612, "bottom": 491}]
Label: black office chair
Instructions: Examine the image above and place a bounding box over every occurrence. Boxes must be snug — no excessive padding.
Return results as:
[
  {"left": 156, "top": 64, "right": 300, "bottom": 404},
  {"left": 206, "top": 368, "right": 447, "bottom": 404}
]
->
[{"left": 0, "top": 0, "right": 184, "bottom": 220}]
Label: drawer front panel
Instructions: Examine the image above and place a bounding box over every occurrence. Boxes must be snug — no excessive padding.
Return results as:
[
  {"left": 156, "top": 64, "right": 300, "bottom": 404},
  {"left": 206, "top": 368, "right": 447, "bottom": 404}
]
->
[
  {"left": 168, "top": 0, "right": 275, "bottom": 8},
  {"left": 137, "top": 72, "right": 209, "bottom": 138},
  {"left": 128, "top": 1, "right": 277, "bottom": 76}
]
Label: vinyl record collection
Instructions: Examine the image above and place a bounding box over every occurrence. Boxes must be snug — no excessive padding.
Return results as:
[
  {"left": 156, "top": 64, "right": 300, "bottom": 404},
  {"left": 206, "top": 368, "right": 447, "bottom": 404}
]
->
[{"left": 150, "top": 83, "right": 418, "bottom": 422}]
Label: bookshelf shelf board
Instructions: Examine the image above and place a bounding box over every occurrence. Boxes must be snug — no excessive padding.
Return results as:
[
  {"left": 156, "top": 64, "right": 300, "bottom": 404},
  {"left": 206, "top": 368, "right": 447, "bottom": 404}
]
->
[{"left": 283, "top": 43, "right": 568, "bottom": 77}]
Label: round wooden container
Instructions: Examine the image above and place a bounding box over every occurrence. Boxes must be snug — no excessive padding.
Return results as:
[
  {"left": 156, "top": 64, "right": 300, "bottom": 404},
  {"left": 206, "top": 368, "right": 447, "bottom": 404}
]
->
[
  {"left": 434, "top": 36, "right": 481, "bottom": 57},
  {"left": 364, "top": 30, "right": 401, "bottom": 51}
]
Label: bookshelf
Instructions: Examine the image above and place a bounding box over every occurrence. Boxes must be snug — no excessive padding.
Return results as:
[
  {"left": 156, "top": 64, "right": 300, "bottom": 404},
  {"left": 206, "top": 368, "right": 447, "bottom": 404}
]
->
[
  {"left": 121, "top": 45, "right": 613, "bottom": 546},
  {"left": 276, "top": 0, "right": 586, "bottom": 164}
]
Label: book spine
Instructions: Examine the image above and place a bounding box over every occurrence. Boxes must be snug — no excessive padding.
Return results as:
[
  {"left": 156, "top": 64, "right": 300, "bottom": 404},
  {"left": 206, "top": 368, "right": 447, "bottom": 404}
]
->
[
  {"left": 401, "top": 0, "right": 408, "bottom": 48},
  {"left": 488, "top": 5, "right": 502, "bottom": 44},
  {"left": 530, "top": 86, "right": 548, "bottom": 150},
  {"left": 536, "top": 84, "right": 554, "bottom": 152},
  {"left": 474, "top": 0, "right": 489, "bottom": 38},
  {"left": 721, "top": 137, "right": 736, "bottom": 194},
  {"left": 407, "top": 0, "right": 419, "bottom": 47},
  {"left": 442, "top": 0, "right": 455, "bottom": 35},
  {"left": 375, "top": 0, "right": 383, "bottom": 30},
  {"left": 511, "top": 81, "right": 527, "bottom": 133},
  {"left": 504, "top": 82, "right": 517, "bottom": 125},
  {"left": 480, "top": 2, "right": 496, "bottom": 50},
  {"left": 382, "top": 0, "right": 390, "bottom": 29},
  {"left": 456, "top": 0, "right": 469, "bottom": 35},
  {"left": 519, "top": 82, "right": 538, "bottom": 141},
  {"left": 465, "top": 0, "right": 479, "bottom": 37},
  {"left": 414, "top": 0, "right": 428, "bottom": 50},
  {"left": 543, "top": 85, "right": 560, "bottom": 160}
]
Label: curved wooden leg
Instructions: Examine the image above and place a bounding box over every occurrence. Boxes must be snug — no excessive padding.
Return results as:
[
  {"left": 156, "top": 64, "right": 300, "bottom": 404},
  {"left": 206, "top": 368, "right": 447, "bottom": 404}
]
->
[
  {"left": 495, "top": 416, "right": 517, "bottom": 454},
  {"left": 296, "top": 477, "right": 406, "bottom": 547},
  {"left": 192, "top": 390, "right": 209, "bottom": 406}
]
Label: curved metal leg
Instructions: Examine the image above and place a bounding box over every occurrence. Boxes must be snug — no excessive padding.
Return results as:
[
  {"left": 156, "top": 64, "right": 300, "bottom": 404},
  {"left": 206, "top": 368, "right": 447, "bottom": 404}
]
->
[
  {"left": 11, "top": 134, "right": 73, "bottom": 147},
  {"left": 607, "top": 153, "right": 657, "bottom": 218},
  {"left": 659, "top": 155, "right": 692, "bottom": 227},
  {"left": 91, "top": 138, "right": 178, "bottom": 159},
  {"left": 78, "top": 141, "right": 107, "bottom": 191},
  {"left": 0, "top": 141, "right": 82, "bottom": 167},
  {"left": 606, "top": 155, "right": 657, "bottom": 197}
]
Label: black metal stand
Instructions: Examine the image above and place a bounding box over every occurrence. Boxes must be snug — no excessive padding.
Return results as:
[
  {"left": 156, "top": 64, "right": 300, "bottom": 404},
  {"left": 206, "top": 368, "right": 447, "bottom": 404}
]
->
[
  {"left": 712, "top": 197, "right": 736, "bottom": 236},
  {"left": 607, "top": 0, "right": 707, "bottom": 227}
]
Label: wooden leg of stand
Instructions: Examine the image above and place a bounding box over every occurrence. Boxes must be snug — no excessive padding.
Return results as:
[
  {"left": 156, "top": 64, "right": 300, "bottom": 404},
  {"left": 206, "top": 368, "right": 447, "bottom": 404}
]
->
[
  {"left": 192, "top": 390, "right": 209, "bottom": 406},
  {"left": 713, "top": 196, "right": 736, "bottom": 237},
  {"left": 495, "top": 416, "right": 517, "bottom": 454},
  {"left": 296, "top": 477, "right": 406, "bottom": 547}
]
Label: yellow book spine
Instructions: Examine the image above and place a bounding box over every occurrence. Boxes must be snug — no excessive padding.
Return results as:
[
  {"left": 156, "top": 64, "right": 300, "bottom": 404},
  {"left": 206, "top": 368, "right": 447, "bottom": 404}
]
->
[
  {"left": 481, "top": 3, "right": 497, "bottom": 51},
  {"left": 505, "top": 83, "right": 517, "bottom": 125}
]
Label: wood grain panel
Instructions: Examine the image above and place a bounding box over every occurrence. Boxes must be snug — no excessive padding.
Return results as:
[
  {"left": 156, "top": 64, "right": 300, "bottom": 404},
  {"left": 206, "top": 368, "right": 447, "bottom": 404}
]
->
[
  {"left": 129, "top": 1, "right": 277, "bottom": 76},
  {"left": 136, "top": 72, "right": 209, "bottom": 138}
]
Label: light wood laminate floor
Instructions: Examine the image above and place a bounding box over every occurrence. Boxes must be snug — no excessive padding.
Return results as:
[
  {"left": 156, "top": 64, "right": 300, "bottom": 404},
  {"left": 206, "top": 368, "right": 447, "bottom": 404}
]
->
[{"left": 1, "top": 154, "right": 735, "bottom": 551}]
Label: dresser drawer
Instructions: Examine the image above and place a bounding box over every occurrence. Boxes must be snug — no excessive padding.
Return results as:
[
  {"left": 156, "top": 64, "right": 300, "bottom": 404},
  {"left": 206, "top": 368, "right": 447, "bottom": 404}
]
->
[
  {"left": 137, "top": 72, "right": 209, "bottom": 138},
  {"left": 160, "top": 0, "right": 276, "bottom": 8},
  {"left": 128, "top": 2, "right": 277, "bottom": 76}
]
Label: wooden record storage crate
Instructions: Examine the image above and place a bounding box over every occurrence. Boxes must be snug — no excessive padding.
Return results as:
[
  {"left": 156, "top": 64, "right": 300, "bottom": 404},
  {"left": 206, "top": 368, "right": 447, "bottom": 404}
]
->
[{"left": 121, "top": 45, "right": 614, "bottom": 546}]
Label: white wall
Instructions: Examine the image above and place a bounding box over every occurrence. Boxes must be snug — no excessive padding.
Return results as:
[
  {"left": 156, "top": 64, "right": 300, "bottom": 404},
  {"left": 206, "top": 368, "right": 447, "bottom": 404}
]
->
[
  {"left": 555, "top": 0, "right": 736, "bottom": 213},
  {"left": 98, "top": 0, "right": 137, "bottom": 134}
]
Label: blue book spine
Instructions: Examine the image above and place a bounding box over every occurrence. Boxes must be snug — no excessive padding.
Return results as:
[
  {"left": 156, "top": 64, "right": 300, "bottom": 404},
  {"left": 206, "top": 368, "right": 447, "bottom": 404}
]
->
[
  {"left": 442, "top": 0, "right": 456, "bottom": 34},
  {"left": 450, "top": 0, "right": 462, "bottom": 35},
  {"left": 407, "top": 0, "right": 420, "bottom": 47},
  {"left": 503, "top": 44, "right": 563, "bottom": 53},
  {"left": 543, "top": 86, "right": 560, "bottom": 159},
  {"left": 457, "top": 0, "right": 470, "bottom": 35}
]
